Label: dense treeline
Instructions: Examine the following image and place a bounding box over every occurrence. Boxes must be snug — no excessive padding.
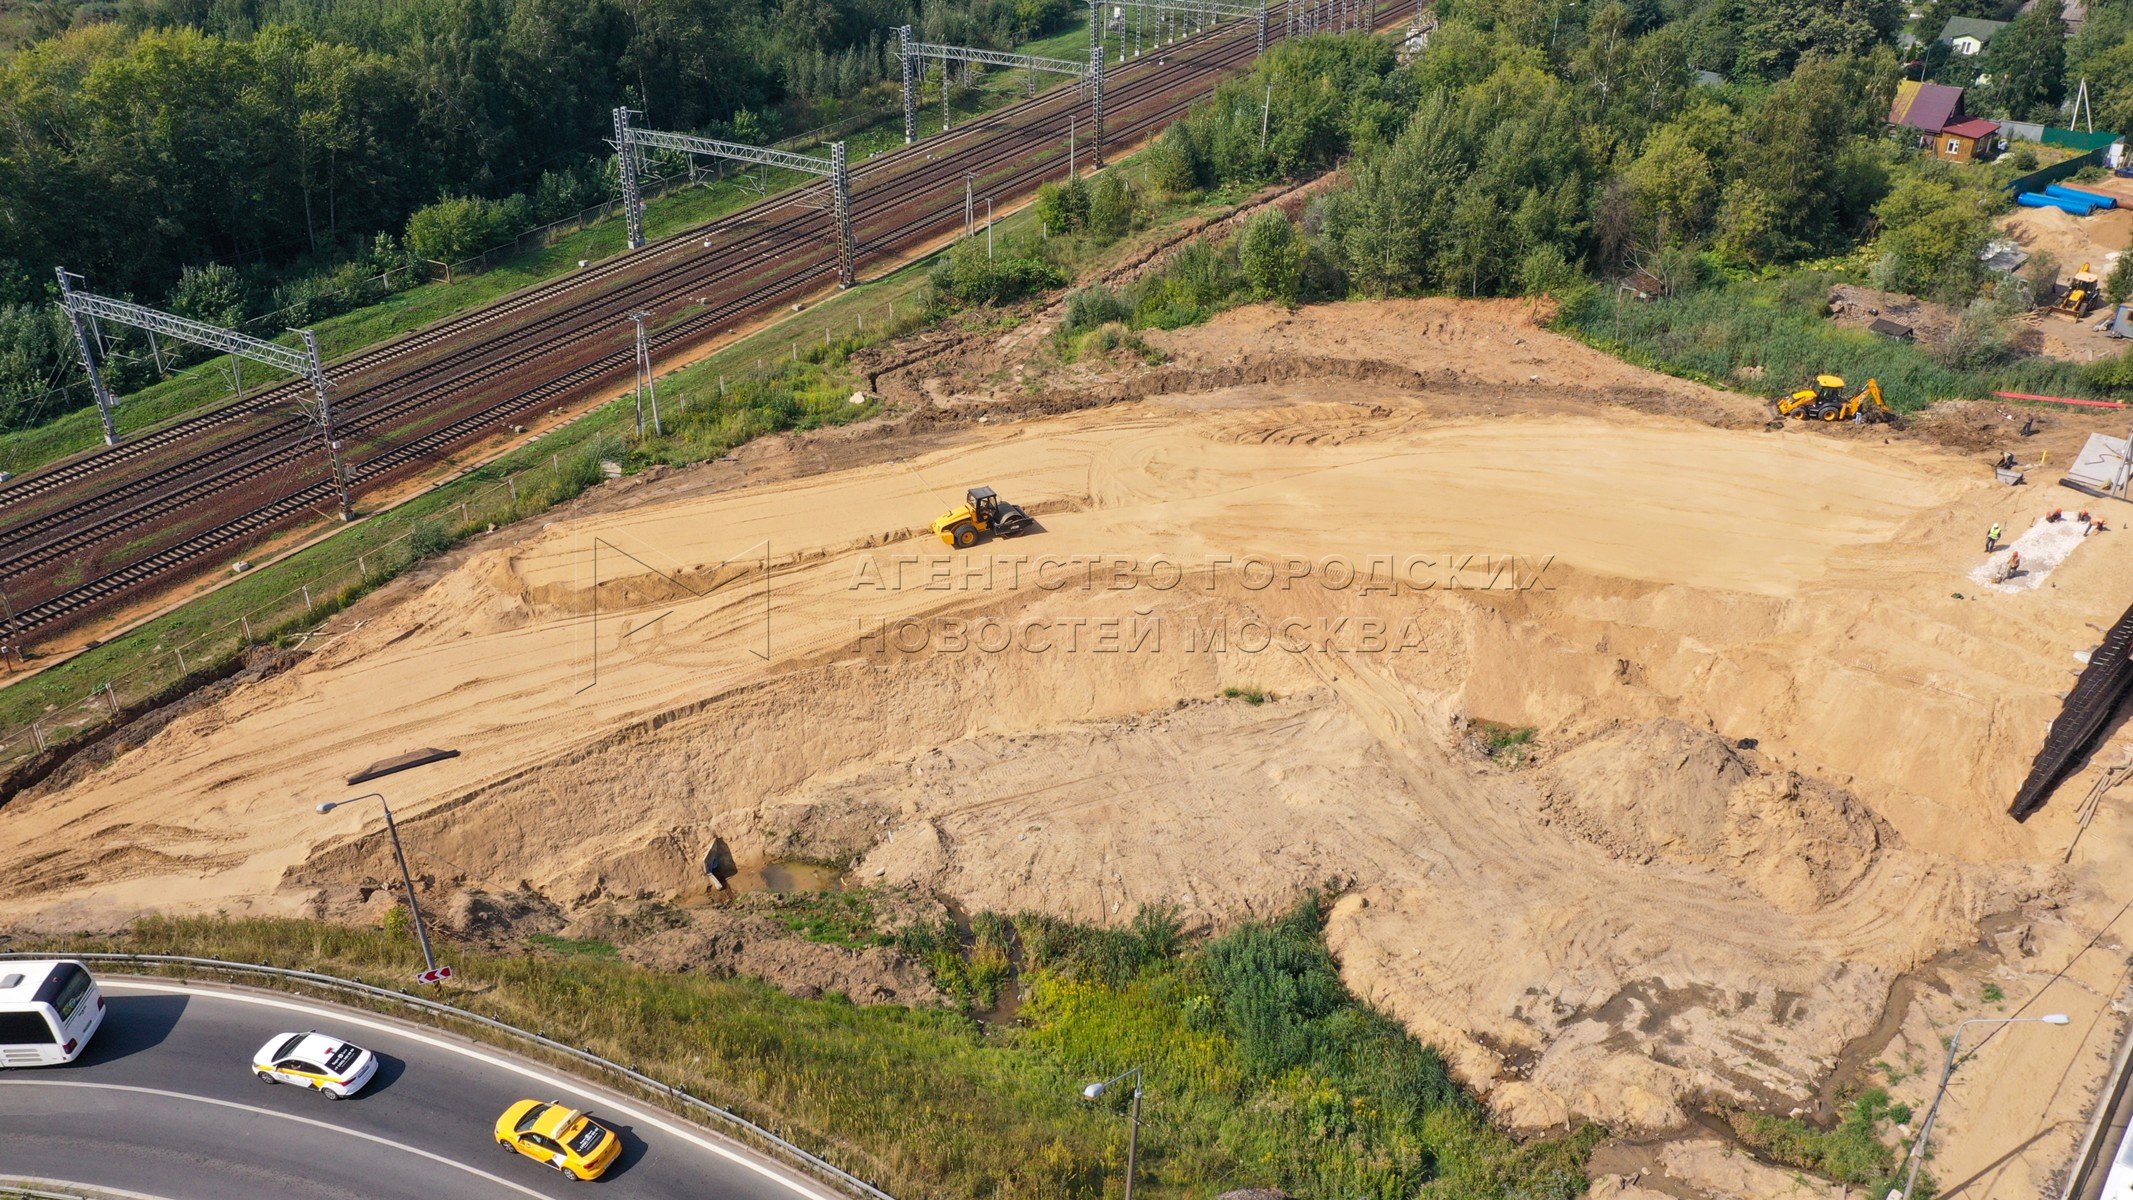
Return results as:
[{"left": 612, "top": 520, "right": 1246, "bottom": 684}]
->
[
  {"left": 1050, "top": 5, "right": 1904, "bottom": 304},
  {"left": 0, "top": 0, "right": 1070, "bottom": 430},
  {"left": 0, "top": 0, "right": 1069, "bottom": 308},
  {"left": 1008, "top": 0, "right": 2107, "bottom": 402}
]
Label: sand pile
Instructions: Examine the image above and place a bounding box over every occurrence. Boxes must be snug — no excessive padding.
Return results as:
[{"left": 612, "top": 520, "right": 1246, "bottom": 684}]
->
[{"left": 5, "top": 299, "right": 2131, "bottom": 1169}]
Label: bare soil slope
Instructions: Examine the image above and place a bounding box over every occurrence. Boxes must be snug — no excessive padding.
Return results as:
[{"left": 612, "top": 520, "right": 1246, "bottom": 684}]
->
[{"left": 9, "top": 298, "right": 2133, "bottom": 1195}]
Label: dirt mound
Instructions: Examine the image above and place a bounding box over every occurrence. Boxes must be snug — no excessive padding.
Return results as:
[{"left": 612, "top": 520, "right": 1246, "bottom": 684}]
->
[
  {"left": 1539, "top": 720, "right": 1883, "bottom": 913},
  {"left": 626, "top": 912, "right": 945, "bottom": 1006}
]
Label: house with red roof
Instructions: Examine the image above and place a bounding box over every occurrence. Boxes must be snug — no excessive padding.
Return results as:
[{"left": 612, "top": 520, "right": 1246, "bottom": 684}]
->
[
  {"left": 1887, "top": 82, "right": 1998, "bottom": 162},
  {"left": 1937, "top": 117, "right": 2002, "bottom": 163}
]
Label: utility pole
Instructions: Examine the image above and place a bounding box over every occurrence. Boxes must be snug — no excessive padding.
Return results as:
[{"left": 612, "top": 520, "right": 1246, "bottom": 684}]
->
[
  {"left": 831, "top": 141, "right": 853, "bottom": 288},
  {"left": 628, "top": 310, "right": 662, "bottom": 437},
  {"left": 53, "top": 267, "right": 120, "bottom": 446},
  {"left": 965, "top": 172, "right": 976, "bottom": 237},
  {"left": 986, "top": 197, "right": 994, "bottom": 259},
  {"left": 299, "top": 329, "right": 355, "bottom": 521},
  {"left": 900, "top": 25, "right": 917, "bottom": 143},
  {"left": 1082, "top": 1069, "right": 1144, "bottom": 1200},
  {"left": 614, "top": 107, "right": 646, "bottom": 251},
  {"left": 1091, "top": 38, "right": 1106, "bottom": 168},
  {"left": 1893, "top": 1015, "right": 2071, "bottom": 1200},
  {"left": 1261, "top": 83, "right": 1271, "bottom": 152}
]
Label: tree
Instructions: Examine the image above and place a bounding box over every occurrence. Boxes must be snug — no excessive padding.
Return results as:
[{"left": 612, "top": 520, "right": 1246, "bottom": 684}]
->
[
  {"left": 0, "top": 304, "right": 82, "bottom": 433},
  {"left": 2077, "top": 37, "right": 2133, "bottom": 134},
  {"left": 1733, "top": 0, "right": 1902, "bottom": 80},
  {"left": 167, "top": 262, "right": 250, "bottom": 327},
  {"left": 2107, "top": 253, "right": 2133, "bottom": 306},
  {"left": 2024, "top": 250, "right": 2064, "bottom": 304},
  {"left": 404, "top": 195, "right": 501, "bottom": 264},
  {"left": 1034, "top": 177, "right": 1090, "bottom": 234},
  {"left": 1085, "top": 174, "right": 1136, "bottom": 244},
  {"left": 1237, "top": 209, "right": 1304, "bottom": 304},
  {"left": 1871, "top": 174, "right": 1992, "bottom": 301},
  {"left": 1722, "top": 50, "right": 1897, "bottom": 260},
  {"left": 1713, "top": 179, "right": 1782, "bottom": 263},
  {"left": 1985, "top": 0, "right": 2068, "bottom": 120},
  {"left": 1145, "top": 121, "right": 1205, "bottom": 197},
  {"left": 1624, "top": 123, "right": 1716, "bottom": 246}
]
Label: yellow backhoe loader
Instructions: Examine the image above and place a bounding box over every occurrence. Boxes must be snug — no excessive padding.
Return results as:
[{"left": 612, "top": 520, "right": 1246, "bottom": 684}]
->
[
  {"left": 1772, "top": 375, "right": 1898, "bottom": 424},
  {"left": 931, "top": 486, "right": 1035, "bottom": 547},
  {"left": 2048, "top": 264, "right": 2102, "bottom": 318}
]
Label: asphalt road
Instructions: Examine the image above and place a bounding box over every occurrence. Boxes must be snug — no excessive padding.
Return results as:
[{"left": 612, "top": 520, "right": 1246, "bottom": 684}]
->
[{"left": 0, "top": 980, "right": 843, "bottom": 1200}]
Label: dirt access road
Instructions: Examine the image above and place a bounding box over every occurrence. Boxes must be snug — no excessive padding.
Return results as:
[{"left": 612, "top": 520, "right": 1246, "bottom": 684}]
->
[{"left": 8, "top": 298, "right": 2133, "bottom": 1199}]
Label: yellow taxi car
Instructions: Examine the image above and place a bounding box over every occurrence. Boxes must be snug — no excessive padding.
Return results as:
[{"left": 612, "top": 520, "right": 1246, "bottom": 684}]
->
[{"left": 495, "top": 1098, "right": 622, "bottom": 1181}]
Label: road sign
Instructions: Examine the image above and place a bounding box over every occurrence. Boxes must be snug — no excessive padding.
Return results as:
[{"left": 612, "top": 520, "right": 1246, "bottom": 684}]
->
[{"left": 415, "top": 965, "right": 454, "bottom": 985}]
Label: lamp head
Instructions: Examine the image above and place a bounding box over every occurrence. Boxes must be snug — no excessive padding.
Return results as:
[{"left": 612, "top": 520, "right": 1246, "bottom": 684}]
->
[
  {"left": 2043, "top": 1013, "right": 2072, "bottom": 1025},
  {"left": 315, "top": 801, "right": 337, "bottom": 814},
  {"left": 1083, "top": 1082, "right": 1105, "bottom": 1100}
]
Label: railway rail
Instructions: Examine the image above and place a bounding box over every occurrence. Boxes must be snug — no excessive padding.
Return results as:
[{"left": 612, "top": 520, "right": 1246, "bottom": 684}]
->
[{"left": 2, "top": 1, "right": 1407, "bottom": 647}]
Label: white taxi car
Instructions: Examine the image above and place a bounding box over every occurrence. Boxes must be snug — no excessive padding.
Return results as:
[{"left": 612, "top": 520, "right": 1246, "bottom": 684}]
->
[{"left": 251, "top": 1031, "right": 378, "bottom": 1099}]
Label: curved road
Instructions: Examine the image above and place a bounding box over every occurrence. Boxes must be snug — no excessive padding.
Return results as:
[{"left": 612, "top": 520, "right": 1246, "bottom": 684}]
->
[{"left": 0, "top": 980, "right": 843, "bottom": 1200}]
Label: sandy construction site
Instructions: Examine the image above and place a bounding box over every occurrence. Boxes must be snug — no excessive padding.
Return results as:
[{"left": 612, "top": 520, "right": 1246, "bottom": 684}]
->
[{"left": 8, "top": 298, "right": 2133, "bottom": 1198}]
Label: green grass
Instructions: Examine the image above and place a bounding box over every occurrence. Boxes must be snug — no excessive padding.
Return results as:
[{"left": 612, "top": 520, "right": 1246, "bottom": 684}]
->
[
  {"left": 22, "top": 898, "right": 1600, "bottom": 1200},
  {"left": 1472, "top": 721, "right": 1536, "bottom": 760},
  {"left": 1553, "top": 271, "right": 2090, "bottom": 411},
  {"left": 1220, "top": 686, "right": 1270, "bottom": 704},
  {"left": 756, "top": 891, "right": 889, "bottom": 949},
  {"left": 1724, "top": 1089, "right": 1925, "bottom": 1200},
  {"left": 526, "top": 933, "right": 620, "bottom": 958},
  {"left": 1981, "top": 982, "right": 2005, "bottom": 1004}
]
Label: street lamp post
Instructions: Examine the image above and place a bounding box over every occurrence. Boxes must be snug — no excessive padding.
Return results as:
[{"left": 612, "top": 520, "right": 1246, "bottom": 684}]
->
[
  {"left": 316, "top": 792, "right": 438, "bottom": 974},
  {"left": 1082, "top": 1067, "right": 1143, "bottom": 1200},
  {"left": 1891, "top": 1013, "right": 2071, "bottom": 1200}
]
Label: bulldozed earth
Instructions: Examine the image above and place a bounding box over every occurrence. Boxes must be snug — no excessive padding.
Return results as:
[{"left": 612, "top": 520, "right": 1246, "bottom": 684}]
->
[{"left": 8, "top": 296, "right": 2133, "bottom": 1199}]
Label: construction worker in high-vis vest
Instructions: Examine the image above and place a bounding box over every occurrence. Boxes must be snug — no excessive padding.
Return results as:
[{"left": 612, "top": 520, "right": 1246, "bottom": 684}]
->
[{"left": 1987, "top": 523, "right": 2002, "bottom": 552}]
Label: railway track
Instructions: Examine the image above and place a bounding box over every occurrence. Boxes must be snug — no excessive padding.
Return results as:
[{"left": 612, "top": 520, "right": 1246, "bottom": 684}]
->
[
  {"left": 0, "top": 185, "right": 749, "bottom": 517},
  {"left": 4, "top": 2, "right": 1406, "bottom": 645}
]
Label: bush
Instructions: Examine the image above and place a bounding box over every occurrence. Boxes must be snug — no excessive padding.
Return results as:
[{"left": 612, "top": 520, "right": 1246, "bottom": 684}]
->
[
  {"left": 1085, "top": 173, "right": 1138, "bottom": 244},
  {"left": 1726, "top": 1089, "right": 1922, "bottom": 1198},
  {"left": 927, "top": 238, "right": 1068, "bottom": 307},
  {"left": 407, "top": 519, "right": 455, "bottom": 559},
  {"left": 1146, "top": 121, "right": 1206, "bottom": 196},
  {"left": 1061, "top": 286, "right": 1132, "bottom": 335},
  {"left": 1035, "top": 177, "right": 1091, "bottom": 234},
  {"left": 1238, "top": 209, "right": 1305, "bottom": 304},
  {"left": 1931, "top": 296, "right": 2023, "bottom": 370},
  {"left": 167, "top": 263, "right": 251, "bottom": 328}
]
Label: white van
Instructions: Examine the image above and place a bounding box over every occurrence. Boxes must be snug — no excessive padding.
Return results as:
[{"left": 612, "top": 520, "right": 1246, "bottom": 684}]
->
[{"left": 0, "top": 960, "right": 106, "bottom": 1066}]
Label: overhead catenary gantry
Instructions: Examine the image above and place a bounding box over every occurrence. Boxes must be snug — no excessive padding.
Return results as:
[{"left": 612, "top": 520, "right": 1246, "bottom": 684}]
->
[
  {"left": 1282, "top": 0, "right": 1367, "bottom": 39},
  {"left": 898, "top": 26, "right": 1092, "bottom": 143},
  {"left": 1087, "top": 0, "right": 1272, "bottom": 63},
  {"left": 54, "top": 267, "right": 355, "bottom": 519},
  {"left": 612, "top": 108, "right": 855, "bottom": 287}
]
